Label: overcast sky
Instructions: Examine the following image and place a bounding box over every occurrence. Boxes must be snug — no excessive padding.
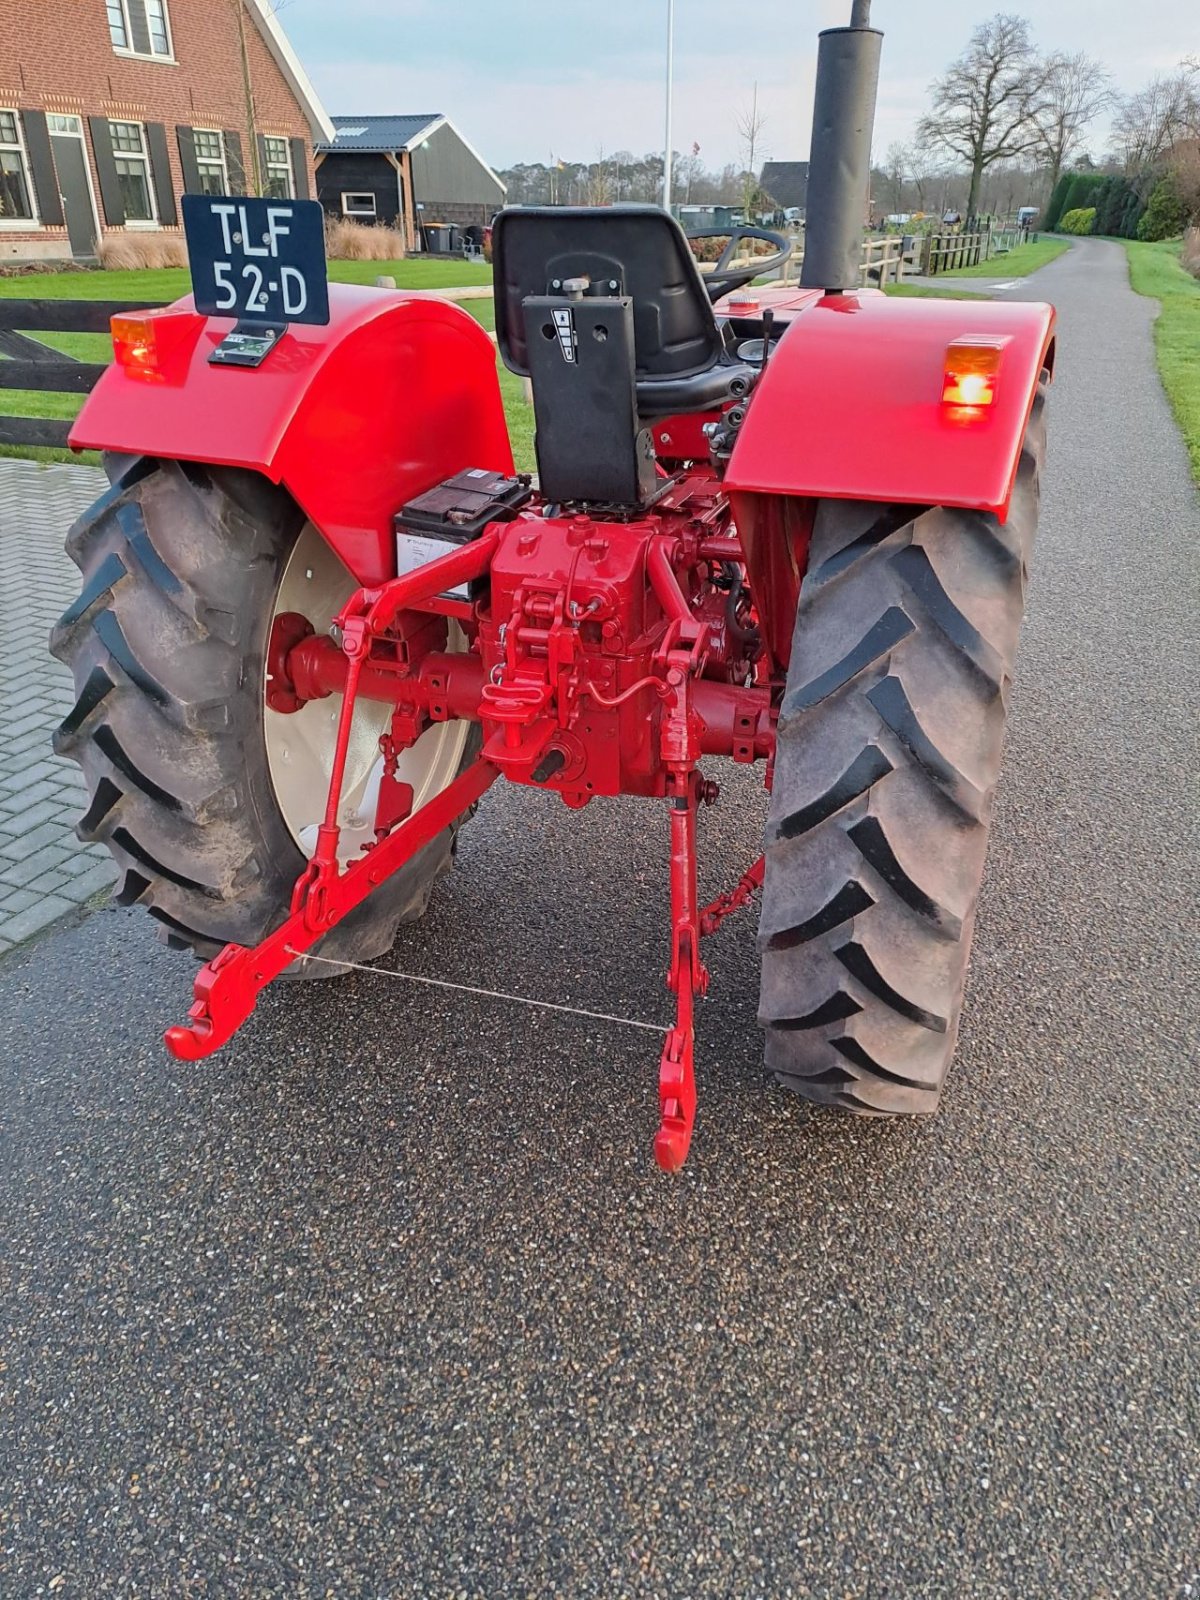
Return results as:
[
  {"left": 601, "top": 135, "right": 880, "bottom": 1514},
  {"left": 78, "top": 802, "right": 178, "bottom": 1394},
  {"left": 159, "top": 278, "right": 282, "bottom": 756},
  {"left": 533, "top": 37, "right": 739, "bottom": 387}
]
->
[{"left": 283, "top": 0, "right": 1197, "bottom": 172}]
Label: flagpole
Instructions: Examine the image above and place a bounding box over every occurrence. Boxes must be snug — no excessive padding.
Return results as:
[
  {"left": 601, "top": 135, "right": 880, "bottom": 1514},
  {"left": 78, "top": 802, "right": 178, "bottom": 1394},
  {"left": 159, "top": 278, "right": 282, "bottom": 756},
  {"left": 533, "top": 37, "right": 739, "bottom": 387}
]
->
[{"left": 663, "top": 0, "right": 674, "bottom": 212}]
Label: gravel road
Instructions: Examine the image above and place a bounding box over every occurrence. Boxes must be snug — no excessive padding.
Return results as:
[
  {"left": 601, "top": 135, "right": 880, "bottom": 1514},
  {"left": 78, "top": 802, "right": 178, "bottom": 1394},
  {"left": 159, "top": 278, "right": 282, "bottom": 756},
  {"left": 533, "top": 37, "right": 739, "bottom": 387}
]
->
[{"left": 1, "top": 238, "right": 1197, "bottom": 1598}]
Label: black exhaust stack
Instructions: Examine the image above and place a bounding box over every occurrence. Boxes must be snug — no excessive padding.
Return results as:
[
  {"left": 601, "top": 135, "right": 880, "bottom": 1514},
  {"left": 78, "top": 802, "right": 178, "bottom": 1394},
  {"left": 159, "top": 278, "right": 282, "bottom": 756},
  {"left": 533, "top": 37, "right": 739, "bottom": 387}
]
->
[{"left": 800, "top": 0, "right": 883, "bottom": 293}]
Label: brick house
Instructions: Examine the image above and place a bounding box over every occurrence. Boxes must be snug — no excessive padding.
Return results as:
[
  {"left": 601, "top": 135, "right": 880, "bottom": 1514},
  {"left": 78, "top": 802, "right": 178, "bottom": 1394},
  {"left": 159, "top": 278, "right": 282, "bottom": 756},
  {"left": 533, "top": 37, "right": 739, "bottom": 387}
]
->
[{"left": 0, "top": 0, "right": 333, "bottom": 262}]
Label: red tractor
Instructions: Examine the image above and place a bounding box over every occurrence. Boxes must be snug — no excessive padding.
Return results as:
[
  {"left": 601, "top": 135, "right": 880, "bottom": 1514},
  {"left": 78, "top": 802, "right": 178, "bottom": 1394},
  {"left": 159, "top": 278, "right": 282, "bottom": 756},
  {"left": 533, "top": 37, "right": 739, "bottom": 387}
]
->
[{"left": 51, "top": 5, "right": 1053, "bottom": 1170}]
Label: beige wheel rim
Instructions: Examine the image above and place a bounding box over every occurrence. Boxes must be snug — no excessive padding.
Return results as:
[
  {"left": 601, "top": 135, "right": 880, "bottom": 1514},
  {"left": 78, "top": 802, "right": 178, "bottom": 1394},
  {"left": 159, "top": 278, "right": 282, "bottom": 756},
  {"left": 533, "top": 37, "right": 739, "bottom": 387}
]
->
[{"left": 263, "top": 522, "right": 470, "bottom": 864}]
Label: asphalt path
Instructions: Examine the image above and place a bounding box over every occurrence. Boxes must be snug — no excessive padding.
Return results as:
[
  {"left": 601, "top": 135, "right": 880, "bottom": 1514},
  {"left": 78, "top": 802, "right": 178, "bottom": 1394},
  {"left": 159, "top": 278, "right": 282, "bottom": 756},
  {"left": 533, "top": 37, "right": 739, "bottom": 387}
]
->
[{"left": 2, "top": 238, "right": 1197, "bottom": 1598}]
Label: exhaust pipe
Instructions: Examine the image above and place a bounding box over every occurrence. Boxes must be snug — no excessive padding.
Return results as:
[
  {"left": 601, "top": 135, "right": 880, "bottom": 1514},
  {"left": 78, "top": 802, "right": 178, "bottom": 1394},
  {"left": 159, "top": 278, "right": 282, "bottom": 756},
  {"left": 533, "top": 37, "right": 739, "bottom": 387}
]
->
[{"left": 800, "top": 0, "right": 883, "bottom": 293}]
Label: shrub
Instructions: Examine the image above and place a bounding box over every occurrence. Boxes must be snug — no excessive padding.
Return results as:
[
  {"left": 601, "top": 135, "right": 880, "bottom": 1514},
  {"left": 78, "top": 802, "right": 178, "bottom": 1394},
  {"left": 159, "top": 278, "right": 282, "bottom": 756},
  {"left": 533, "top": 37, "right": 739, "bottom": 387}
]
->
[
  {"left": 1060, "top": 174, "right": 1103, "bottom": 218},
  {"left": 1059, "top": 207, "right": 1097, "bottom": 235},
  {"left": 1137, "top": 175, "right": 1189, "bottom": 242},
  {"left": 1121, "top": 184, "right": 1148, "bottom": 239},
  {"left": 1047, "top": 172, "right": 1108, "bottom": 234},
  {"left": 689, "top": 235, "right": 776, "bottom": 264},
  {"left": 0, "top": 258, "right": 84, "bottom": 277},
  {"left": 1096, "top": 177, "right": 1139, "bottom": 238},
  {"left": 1094, "top": 180, "right": 1126, "bottom": 233},
  {"left": 1043, "top": 173, "right": 1072, "bottom": 232},
  {"left": 324, "top": 217, "right": 407, "bottom": 261},
  {"left": 97, "top": 232, "right": 188, "bottom": 270},
  {"left": 1169, "top": 142, "right": 1200, "bottom": 231}
]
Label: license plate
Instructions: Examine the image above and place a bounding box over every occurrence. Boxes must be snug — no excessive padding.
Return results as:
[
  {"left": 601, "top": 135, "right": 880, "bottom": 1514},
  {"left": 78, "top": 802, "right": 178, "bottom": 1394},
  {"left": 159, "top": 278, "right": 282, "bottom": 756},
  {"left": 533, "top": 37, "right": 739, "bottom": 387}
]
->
[{"left": 182, "top": 194, "right": 330, "bottom": 326}]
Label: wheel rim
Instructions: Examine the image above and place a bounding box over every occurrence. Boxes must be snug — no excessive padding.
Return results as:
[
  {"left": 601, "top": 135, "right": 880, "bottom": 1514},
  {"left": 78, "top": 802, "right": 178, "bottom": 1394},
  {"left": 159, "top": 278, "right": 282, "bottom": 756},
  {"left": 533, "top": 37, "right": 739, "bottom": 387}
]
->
[{"left": 263, "top": 523, "right": 471, "bottom": 863}]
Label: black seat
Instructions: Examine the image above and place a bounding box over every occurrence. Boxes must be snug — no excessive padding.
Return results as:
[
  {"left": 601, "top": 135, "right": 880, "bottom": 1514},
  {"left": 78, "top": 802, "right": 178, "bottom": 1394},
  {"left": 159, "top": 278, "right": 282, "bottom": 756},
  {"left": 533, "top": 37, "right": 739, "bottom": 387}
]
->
[{"left": 492, "top": 206, "right": 753, "bottom": 417}]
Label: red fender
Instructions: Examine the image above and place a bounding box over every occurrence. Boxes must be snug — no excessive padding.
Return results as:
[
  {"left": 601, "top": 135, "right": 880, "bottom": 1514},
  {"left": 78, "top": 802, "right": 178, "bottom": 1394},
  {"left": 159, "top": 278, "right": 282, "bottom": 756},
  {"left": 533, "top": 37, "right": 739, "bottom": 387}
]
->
[
  {"left": 69, "top": 283, "right": 513, "bottom": 585},
  {"left": 725, "top": 288, "right": 1055, "bottom": 521},
  {"left": 721, "top": 286, "right": 1055, "bottom": 669}
]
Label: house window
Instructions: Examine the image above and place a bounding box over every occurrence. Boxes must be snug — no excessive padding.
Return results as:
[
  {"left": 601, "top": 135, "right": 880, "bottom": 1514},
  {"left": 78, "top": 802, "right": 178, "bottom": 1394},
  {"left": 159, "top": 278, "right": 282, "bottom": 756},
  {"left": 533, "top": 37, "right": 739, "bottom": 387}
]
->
[
  {"left": 107, "top": 0, "right": 173, "bottom": 59},
  {"left": 106, "top": 0, "right": 128, "bottom": 47},
  {"left": 262, "top": 137, "right": 293, "bottom": 200},
  {"left": 193, "top": 130, "right": 228, "bottom": 196},
  {"left": 108, "top": 121, "right": 156, "bottom": 223},
  {"left": 341, "top": 192, "right": 376, "bottom": 218},
  {"left": 145, "top": 0, "right": 171, "bottom": 53},
  {"left": 0, "top": 111, "right": 36, "bottom": 222}
]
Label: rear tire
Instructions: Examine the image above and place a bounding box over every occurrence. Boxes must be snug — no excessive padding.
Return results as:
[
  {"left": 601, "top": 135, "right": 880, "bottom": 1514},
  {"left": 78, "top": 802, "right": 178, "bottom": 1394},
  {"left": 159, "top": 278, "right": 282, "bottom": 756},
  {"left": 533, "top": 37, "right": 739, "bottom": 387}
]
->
[
  {"left": 50, "top": 455, "right": 478, "bottom": 968},
  {"left": 757, "top": 382, "right": 1046, "bottom": 1112}
]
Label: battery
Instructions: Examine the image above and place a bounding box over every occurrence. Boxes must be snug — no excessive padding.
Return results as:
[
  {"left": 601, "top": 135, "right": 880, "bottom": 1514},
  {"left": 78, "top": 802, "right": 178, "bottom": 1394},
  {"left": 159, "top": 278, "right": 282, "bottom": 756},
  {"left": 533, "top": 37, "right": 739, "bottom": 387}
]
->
[{"left": 394, "top": 468, "right": 532, "bottom": 599}]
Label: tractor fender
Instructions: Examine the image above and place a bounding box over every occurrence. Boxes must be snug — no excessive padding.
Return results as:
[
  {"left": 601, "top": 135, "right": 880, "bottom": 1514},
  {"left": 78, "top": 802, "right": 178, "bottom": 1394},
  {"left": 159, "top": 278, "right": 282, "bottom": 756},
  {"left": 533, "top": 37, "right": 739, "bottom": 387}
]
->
[
  {"left": 69, "top": 283, "right": 513, "bottom": 585},
  {"left": 724, "top": 289, "right": 1055, "bottom": 522}
]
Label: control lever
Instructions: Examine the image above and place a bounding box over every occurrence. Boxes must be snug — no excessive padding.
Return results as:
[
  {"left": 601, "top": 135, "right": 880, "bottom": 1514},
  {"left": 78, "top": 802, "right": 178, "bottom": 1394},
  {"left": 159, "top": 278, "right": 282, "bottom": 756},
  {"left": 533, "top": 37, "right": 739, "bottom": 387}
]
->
[{"left": 760, "top": 308, "right": 775, "bottom": 374}]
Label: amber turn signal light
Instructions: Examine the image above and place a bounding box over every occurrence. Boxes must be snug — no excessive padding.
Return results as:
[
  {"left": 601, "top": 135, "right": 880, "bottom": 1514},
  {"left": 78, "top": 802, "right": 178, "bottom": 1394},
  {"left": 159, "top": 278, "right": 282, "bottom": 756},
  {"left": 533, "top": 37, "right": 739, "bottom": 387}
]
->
[
  {"left": 111, "top": 309, "right": 189, "bottom": 377},
  {"left": 942, "top": 335, "right": 1008, "bottom": 407}
]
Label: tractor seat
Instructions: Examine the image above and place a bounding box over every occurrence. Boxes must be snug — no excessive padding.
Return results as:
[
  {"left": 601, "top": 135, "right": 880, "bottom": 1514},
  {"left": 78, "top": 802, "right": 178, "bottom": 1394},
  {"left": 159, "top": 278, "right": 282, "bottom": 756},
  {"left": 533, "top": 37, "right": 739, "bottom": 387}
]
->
[{"left": 492, "top": 206, "right": 754, "bottom": 418}]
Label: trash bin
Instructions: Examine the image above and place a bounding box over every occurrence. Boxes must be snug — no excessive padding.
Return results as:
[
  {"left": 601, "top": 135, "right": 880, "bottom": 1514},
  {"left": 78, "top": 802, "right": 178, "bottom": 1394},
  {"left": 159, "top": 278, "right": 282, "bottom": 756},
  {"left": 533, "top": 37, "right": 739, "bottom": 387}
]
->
[
  {"left": 446, "top": 225, "right": 461, "bottom": 254},
  {"left": 426, "top": 224, "right": 452, "bottom": 254}
]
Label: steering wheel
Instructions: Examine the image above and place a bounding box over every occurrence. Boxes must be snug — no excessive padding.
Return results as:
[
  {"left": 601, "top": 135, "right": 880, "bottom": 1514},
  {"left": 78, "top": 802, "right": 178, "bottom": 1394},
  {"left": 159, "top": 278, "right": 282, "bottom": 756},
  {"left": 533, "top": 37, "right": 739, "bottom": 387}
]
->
[{"left": 685, "top": 225, "right": 793, "bottom": 302}]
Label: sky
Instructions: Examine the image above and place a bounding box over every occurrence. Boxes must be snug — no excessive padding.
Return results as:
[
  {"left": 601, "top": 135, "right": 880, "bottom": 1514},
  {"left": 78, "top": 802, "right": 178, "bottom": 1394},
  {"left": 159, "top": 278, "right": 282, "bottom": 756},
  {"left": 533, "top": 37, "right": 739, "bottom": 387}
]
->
[{"left": 280, "top": 0, "right": 1198, "bottom": 173}]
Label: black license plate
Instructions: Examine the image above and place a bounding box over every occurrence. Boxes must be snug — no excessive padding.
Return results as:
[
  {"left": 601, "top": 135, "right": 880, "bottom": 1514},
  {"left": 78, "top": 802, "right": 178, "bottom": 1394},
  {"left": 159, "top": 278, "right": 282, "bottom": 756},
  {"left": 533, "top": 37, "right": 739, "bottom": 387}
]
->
[{"left": 182, "top": 194, "right": 330, "bottom": 326}]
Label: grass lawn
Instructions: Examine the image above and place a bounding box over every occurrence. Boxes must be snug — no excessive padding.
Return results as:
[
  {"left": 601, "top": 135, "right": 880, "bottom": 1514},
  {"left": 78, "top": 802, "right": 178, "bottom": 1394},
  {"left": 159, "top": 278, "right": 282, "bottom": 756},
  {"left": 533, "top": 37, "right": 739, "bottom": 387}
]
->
[
  {"left": 1121, "top": 237, "right": 1200, "bottom": 485},
  {"left": 0, "top": 264, "right": 536, "bottom": 472},
  {"left": 883, "top": 283, "right": 993, "bottom": 300},
  {"left": 948, "top": 237, "right": 1071, "bottom": 278},
  {"left": 0, "top": 262, "right": 1024, "bottom": 476},
  {"left": 0, "top": 256, "right": 491, "bottom": 302}
]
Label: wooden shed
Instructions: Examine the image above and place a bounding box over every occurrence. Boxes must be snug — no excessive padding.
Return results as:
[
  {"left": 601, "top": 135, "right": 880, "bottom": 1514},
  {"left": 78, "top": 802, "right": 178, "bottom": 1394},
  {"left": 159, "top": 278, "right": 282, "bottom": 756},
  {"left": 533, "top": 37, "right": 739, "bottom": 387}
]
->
[{"left": 315, "top": 114, "right": 506, "bottom": 251}]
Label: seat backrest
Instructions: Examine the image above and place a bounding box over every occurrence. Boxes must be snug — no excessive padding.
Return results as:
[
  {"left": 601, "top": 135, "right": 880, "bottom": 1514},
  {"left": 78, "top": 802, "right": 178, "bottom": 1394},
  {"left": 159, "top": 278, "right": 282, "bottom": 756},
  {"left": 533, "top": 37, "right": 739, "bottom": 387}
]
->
[{"left": 492, "top": 206, "right": 723, "bottom": 380}]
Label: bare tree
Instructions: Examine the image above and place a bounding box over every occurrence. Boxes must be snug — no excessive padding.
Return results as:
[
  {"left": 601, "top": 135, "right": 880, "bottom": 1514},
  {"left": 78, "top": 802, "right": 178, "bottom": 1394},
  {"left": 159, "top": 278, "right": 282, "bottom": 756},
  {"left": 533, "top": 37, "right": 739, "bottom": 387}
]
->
[
  {"left": 982, "top": 159, "right": 1027, "bottom": 218},
  {"left": 1111, "top": 59, "right": 1200, "bottom": 171},
  {"left": 917, "top": 14, "right": 1052, "bottom": 218},
  {"left": 232, "top": 0, "right": 261, "bottom": 194},
  {"left": 736, "top": 85, "right": 768, "bottom": 216},
  {"left": 675, "top": 145, "right": 703, "bottom": 205},
  {"left": 587, "top": 148, "right": 613, "bottom": 206},
  {"left": 905, "top": 144, "right": 939, "bottom": 214},
  {"left": 1036, "top": 51, "right": 1112, "bottom": 191},
  {"left": 883, "top": 141, "right": 908, "bottom": 213},
  {"left": 1170, "top": 140, "right": 1200, "bottom": 226}
]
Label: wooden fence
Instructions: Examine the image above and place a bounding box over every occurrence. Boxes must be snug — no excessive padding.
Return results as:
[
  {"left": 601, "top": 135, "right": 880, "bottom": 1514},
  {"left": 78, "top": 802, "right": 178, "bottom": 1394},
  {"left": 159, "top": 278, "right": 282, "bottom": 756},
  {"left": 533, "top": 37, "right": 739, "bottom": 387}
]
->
[
  {"left": 0, "top": 298, "right": 165, "bottom": 449},
  {"left": 917, "top": 230, "right": 988, "bottom": 275},
  {"left": 753, "top": 226, "right": 1016, "bottom": 286},
  {"left": 988, "top": 226, "right": 1033, "bottom": 256},
  {"left": 762, "top": 233, "right": 921, "bottom": 288},
  {"left": 860, "top": 236, "right": 918, "bottom": 285}
]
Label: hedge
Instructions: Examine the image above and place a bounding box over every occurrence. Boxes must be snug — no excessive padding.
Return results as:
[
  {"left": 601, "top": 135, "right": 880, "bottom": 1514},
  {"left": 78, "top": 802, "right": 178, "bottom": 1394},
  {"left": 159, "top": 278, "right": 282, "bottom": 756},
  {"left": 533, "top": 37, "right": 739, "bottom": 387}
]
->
[
  {"left": 1060, "top": 207, "right": 1097, "bottom": 235},
  {"left": 1044, "top": 174, "right": 1073, "bottom": 233},
  {"left": 1051, "top": 171, "right": 1149, "bottom": 240},
  {"left": 1137, "top": 175, "right": 1189, "bottom": 242},
  {"left": 1060, "top": 174, "right": 1108, "bottom": 220}
]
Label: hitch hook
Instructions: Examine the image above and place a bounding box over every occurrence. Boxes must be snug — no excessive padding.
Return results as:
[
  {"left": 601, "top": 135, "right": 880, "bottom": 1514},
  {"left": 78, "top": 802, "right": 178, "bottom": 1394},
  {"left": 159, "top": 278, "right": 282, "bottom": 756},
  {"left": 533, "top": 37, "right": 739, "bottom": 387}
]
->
[{"left": 654, "top": 775, "right": 708, "bottom": 1172}]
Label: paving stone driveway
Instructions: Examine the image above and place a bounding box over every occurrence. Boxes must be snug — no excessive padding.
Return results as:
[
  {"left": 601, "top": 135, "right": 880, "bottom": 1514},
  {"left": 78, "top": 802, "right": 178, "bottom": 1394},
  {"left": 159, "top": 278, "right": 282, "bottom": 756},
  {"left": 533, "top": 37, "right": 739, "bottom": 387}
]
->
[{"left": 0, "top": 458, "right": 116, "bottom": 953}]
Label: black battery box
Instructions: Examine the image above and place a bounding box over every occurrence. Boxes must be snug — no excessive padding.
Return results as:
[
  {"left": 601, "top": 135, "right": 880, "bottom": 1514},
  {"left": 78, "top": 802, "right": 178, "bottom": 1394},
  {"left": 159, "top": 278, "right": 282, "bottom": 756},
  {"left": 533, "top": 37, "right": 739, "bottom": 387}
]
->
[{"left": 394, "top": 468, "right": 532, "bottom": 599}]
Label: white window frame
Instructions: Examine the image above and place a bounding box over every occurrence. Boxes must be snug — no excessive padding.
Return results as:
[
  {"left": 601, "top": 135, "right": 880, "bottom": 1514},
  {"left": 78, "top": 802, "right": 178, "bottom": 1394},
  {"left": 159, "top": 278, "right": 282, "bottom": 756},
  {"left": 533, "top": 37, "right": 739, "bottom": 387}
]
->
[
  {"left": 109, "top": 0, "right": 176, "bottom": 63},
  {"left": 262, "top": 136, "right": 294, "bottom": 200},
  {"left": 191, "top": 128, "right": 229, "bottom": 196},
  {"left": 340, "top": 191, "right": 376, "bottom": 218},
  {"left": 108, "top": 119, "right": 160, "bottom": 228},
  {"left": 105, "top": 0, "right": 129, "bottom": 50},
  {"left": 0, "top": 109, "right": 39, "bottom": 229}
]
